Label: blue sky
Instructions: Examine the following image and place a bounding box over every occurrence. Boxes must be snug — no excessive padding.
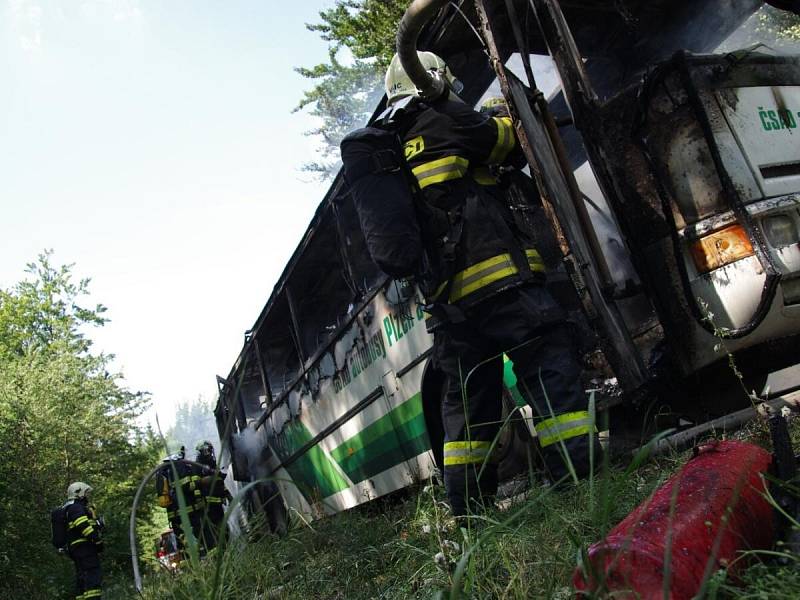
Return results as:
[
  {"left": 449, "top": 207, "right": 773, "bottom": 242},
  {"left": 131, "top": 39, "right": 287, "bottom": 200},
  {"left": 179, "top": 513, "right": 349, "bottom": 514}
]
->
[{"left": 1, "top": 0, "right": 347, "bottom": 426}]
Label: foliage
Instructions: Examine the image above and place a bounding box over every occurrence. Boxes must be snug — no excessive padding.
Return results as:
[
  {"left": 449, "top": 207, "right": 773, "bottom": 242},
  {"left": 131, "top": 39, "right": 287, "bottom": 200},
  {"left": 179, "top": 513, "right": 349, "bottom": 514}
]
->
[
  {"left": 0, "top": 251, "right": 161, "bottom": 597},
  {"left": 294, "top": 0, "right": 407, "bottom": 179},
  {"left": 759, "top": 5, "right": 800, "bottom": 43}
]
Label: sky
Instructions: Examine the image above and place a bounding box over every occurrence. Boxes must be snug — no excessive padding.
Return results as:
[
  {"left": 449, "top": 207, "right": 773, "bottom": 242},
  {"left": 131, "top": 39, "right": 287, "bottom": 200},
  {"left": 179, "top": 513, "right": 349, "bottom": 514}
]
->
[{"left": 1, "top": 0, "right": 346, "bottom": 428}]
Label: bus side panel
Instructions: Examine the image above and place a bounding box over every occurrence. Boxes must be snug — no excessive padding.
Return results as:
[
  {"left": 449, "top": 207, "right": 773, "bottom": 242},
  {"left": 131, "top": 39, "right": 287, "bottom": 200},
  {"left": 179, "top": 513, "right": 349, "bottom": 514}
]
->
[{"left": 262, "top": 284, "right": 436, "bottom": 519}]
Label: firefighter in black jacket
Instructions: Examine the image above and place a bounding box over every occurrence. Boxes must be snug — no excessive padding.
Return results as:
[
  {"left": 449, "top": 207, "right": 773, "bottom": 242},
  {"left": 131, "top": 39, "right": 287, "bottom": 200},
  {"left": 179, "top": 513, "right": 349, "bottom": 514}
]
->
[
  {"left": 155, "top": 446, "right": 205, "bottom": 550},
  {"left": 64, "top": 482, "right": 103, "bottom": 599},
  {"left": 195, "top": 441, "right": 231, "bottom": 550},
  {"left": 383, "top": 52, "right": 595, "bottom": 516}
]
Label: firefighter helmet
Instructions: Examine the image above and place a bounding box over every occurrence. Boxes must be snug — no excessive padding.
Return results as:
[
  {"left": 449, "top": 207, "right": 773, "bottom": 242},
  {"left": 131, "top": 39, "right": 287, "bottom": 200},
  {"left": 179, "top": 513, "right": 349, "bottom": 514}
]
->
[
  {"left": 195, "top": 440, "right": 216, "bottom": 468},
  {"left": 384, "top": 51, "right": 463, "bottom": 105},
  {"left": 67, "top": 481, "right": 92, "bottom": 500},
  {"left": 479, "top": 96, "right": 509, "bottom": 116}
]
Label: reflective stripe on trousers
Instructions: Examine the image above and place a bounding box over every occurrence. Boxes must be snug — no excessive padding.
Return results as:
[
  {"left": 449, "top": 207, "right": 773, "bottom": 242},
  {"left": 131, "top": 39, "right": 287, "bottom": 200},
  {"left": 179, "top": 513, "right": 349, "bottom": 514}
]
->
[
  {"left": 443, "top": 440, "right": 493, "bottom": 466},
  {"left": 536, "top": 411, "right": 594, "bottom": 448}
]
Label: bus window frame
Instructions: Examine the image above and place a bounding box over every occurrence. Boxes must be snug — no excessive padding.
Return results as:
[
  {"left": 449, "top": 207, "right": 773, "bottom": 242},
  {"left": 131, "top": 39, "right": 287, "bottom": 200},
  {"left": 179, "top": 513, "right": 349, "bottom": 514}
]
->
[{"left": 254, "top": 272, "right": 391, "bottom": 429}]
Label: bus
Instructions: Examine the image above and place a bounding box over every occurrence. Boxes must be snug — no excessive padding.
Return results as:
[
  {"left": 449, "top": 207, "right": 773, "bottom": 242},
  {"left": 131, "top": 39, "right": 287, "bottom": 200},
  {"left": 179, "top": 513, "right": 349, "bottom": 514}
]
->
[{"left": 215, "top": 0, "right": 800, "bottom": 529}]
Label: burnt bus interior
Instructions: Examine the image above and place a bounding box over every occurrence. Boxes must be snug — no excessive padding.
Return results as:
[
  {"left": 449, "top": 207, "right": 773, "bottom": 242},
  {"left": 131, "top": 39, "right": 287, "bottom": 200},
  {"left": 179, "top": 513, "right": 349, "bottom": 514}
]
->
[{"left": 216, "top": 0, "right": 800, "bottom": 487}]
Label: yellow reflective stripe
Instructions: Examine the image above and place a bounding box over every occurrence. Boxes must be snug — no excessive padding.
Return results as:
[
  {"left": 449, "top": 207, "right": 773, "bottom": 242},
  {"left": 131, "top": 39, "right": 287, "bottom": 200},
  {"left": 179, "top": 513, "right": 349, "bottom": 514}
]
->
[
  {"left": 487, "top": 117, "right": 516, "bottom": 164},
  {"left": 69, "top": 515, "right": 89, "bottom": 529},
  {"left": 450, "top": 256, "right": 516, "bottom": 302},
  {"left": 430, "top": 250, "right": 545, "bottom": 304},
  {"left": 443, "top": 440, "right": 492, "bottom": 466},
  {"left": 444, "top": 441, "right": 492, "bottom": 450},
  {"left": 81, "top": 525, "right": 95, "bottom": 536},
  {"left": 205, "top": 496, "right": 223, "bottom": 503},
  {"left": 448, "top": 249, "right": 544, "bottom": 302},
  {"left": 83, "top": 590, "right": 102, "bottom": 598},
  {"left": 472, "top": 166, "right": 498, "bottom": 186},
  {"left": 537, "top": 411, "right": 594, "bottom": 448},
  {"left": 70, "top": 538, "right": 87, "bottom": 546},
  {"left": 412, "top": 156, "right": 469, "bottom": 189}
]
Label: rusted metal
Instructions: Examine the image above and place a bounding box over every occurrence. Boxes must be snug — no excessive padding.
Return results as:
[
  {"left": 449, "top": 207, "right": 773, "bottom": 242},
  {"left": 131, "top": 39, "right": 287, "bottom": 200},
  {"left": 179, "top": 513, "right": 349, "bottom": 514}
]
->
[
  {"left": 474, "top": 1, "right": 568, "bottom": 257},
  {"left": 474, "top": 0, "right": 648, "bottom": 390},
  {"left": 502, "top": 0, "right": 536, "bottom": 89}
]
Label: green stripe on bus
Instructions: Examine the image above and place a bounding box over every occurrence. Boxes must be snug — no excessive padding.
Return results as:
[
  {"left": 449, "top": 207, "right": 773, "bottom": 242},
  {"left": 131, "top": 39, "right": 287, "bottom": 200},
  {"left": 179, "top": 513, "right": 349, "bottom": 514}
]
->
[
  {"left": 331, "top": 393, "right": 422, "bottom": 459},
  {"left": 330, "top": 394, "right": 431, "bottom": 483},
  {"left": 276, "top": 421, "right": 350, "bottom": 500}
]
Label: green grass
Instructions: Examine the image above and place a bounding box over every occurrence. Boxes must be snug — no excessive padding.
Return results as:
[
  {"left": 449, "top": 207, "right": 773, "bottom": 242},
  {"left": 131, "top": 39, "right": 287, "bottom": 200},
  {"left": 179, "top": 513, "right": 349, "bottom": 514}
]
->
[
  {"left": 122, "top": 419, "right": 800, "bottom": 599},
  {"left": 128, "top": 457, "right": 670, "bottom": 598}
]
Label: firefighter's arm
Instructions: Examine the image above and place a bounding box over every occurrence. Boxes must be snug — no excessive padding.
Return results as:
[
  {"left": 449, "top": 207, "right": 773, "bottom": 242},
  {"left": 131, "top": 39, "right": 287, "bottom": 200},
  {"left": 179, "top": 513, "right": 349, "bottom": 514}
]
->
[
  {"left": 438, "top": 99, "right": 518, "bottom": 166},
  {"left": 482, "top": 115, "right": 520, "bottom": 167}
]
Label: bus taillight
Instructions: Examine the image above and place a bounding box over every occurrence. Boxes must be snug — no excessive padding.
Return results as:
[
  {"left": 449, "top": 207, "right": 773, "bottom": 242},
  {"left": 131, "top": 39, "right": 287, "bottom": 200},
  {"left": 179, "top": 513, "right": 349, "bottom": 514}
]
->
[{"left": 689, "top": 224, "right": 755, "bottom": 274}]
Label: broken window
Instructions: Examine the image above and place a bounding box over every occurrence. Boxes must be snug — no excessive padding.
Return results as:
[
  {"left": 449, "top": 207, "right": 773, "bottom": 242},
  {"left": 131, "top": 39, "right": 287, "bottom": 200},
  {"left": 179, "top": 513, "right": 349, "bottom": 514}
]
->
[
  {"left": 286, "top": 203, "right": 361, "bottom": 360},
  {"left": 255, "top": 292, "right": 302, "bottom": 401}
]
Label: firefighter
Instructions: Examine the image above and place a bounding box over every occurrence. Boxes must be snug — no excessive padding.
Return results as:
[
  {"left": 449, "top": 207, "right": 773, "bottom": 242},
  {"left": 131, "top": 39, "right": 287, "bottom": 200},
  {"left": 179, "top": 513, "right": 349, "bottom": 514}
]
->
[
  {"left": 64, "top": 482, "right": 103, "bottom": 599},
  {"left": 195, "top": 441, "right": 231, "bottom": 550},
  {"left": 383, "top": 52, "right": 596, "bottom": 516},
  {"left": 155, "top": 446, "right": 205, "bottom": 550}
]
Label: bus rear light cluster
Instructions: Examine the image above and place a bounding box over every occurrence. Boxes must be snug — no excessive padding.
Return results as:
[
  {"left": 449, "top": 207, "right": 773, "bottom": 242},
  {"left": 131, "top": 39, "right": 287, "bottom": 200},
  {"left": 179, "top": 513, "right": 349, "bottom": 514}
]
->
[
  {"left": 689, "top": 224, "right": 755, "bottom": 274},
  {"left": 762, "top": 214, "right": 799, "bottom": 249}
]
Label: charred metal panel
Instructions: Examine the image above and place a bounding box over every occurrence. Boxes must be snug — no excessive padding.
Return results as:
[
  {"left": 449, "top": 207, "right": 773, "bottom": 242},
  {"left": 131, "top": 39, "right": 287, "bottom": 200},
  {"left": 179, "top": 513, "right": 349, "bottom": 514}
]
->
[
  {"left": 594, "top": 53, "right": 800, "bottom": 374},
  {"left": 476, "top": 0, "right": 649, "bottom": 391}
]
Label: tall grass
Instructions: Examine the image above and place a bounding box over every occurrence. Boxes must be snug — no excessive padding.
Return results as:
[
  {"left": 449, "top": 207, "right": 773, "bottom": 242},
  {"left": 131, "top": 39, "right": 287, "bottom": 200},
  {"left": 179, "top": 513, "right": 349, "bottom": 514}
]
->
[{"left": 126, "top": 333, "right": 799, "bottom": 599}]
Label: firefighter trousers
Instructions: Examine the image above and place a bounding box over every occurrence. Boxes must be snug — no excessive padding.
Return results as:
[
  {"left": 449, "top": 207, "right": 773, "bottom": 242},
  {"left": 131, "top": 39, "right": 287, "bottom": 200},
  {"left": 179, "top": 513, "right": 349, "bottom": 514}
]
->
[
  {"left": 433, "top": 284, "right": 595, "bottom": 516},
  {"left": 70, "top": 546, "right": 102, "bottom": 599}
]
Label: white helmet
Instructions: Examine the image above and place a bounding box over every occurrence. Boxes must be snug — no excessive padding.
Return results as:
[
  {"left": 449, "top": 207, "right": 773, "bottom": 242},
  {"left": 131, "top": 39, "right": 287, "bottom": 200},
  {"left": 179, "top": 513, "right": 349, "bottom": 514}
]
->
[
  {"left": 384, "top": 51, "right": 462, "bottom": 105},
  {"left": 67, "top": 481, "right": 92, "bottom": 500}
]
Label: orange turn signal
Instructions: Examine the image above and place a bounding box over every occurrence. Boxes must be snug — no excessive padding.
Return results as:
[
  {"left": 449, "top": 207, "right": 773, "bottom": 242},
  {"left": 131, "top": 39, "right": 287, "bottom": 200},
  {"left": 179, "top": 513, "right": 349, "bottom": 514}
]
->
[{"left": 689, "top": 224, "right": 754, "bottom": 274}]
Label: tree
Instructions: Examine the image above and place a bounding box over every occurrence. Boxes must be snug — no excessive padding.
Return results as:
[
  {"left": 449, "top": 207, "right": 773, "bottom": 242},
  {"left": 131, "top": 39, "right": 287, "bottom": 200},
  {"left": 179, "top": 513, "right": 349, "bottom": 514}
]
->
[
  {"left": 165, "top": 395, "right": 221, "bottom": 459},
  {"left": 0, "top": 251, "right": 160, "bottom": 597},
  {"left": 760, "top": 4, "right": 800, "bottom": 42},
  {"left": 294, "top": 0, "right": 407, "bottom": 179}
]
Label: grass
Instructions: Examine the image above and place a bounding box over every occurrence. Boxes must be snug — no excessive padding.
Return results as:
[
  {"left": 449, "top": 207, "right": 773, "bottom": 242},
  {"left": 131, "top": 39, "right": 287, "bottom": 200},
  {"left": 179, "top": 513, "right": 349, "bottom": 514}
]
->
[
  {"left": 122, "top": 328, "right": 800, "bottom": 600},
  {"left": 127, "top": 448, "right": 677, "bottom": 599},
  {"left": 121, "top": 416, "right": 800, "bottom": 599}
]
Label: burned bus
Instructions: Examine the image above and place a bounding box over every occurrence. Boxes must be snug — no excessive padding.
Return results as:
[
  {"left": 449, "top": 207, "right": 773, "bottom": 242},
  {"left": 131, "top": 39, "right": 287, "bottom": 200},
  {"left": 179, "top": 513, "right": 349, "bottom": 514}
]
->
[{"left": 215, "top": 0, "right": 800, "bottom": 528}]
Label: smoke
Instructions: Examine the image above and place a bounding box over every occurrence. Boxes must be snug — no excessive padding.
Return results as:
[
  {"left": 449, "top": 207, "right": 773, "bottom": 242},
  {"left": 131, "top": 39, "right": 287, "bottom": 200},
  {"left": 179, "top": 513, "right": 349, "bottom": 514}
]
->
[{"left": 233, "top": 425, "right": 271, "bottom": 480}]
